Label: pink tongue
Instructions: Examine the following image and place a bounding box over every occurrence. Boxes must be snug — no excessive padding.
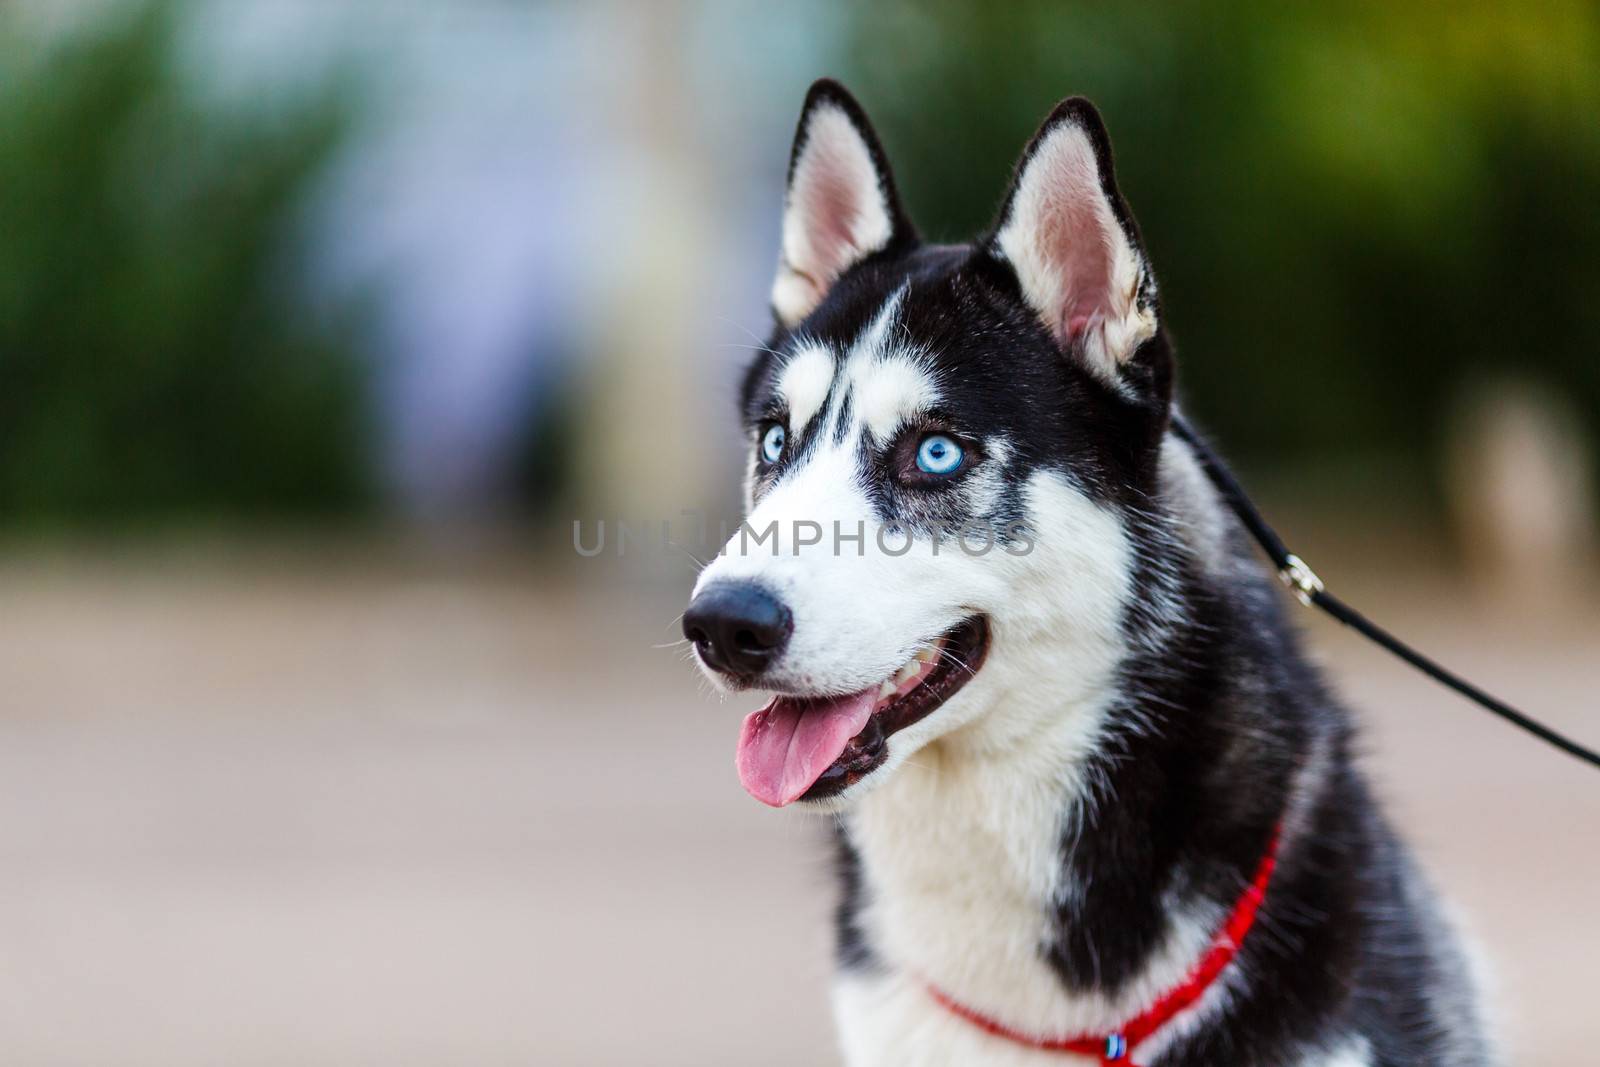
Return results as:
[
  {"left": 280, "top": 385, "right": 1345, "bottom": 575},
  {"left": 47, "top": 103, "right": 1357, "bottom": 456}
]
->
[{"left": 736, "top": 690, "right": 877, "bottom": 807}]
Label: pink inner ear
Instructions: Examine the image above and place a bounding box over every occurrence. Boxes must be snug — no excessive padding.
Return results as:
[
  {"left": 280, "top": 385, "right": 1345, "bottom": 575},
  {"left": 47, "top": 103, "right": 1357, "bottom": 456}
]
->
[
  {"left": 798, "top": 141, "right": 865, "bottom": 280},
  {"left": 1040, "top": 167, "right": 1115, "bottom": 347},
  {"left": 774, "top": 105, "right": 895, "bottom": 326},
  {"left": 1001, "top": 126, "right": 1122, "bottom": 350},
  {"left": 1057, "top": 240, "right": 1111, "bottom": 345}
]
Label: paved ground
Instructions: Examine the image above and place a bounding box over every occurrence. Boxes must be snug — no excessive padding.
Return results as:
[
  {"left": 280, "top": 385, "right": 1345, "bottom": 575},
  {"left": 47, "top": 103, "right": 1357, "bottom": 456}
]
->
[{"left": 0, "top": 549, "right": 1594, "bottom": 1065}]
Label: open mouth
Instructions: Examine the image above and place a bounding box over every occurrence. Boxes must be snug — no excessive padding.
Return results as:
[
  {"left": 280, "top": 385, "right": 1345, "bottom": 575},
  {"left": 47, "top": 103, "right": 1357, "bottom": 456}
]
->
[{"left": 735, "top": 616, "right": 989, "bottom": 807}]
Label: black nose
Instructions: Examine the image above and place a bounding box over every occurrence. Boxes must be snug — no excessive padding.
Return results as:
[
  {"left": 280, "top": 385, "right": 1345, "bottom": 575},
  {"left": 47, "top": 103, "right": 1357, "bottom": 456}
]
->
[{"left": 683, "top": 582, "right": 792, "bottom": 676}]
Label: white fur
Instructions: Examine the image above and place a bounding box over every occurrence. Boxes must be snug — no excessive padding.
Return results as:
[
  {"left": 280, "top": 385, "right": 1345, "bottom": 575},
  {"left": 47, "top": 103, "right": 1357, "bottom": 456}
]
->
[
  {"left": 995, "top": 120, "right": 1156, "bottom": 380},
  {"left": 1309, "top": 1039, "right": 1375, "bottom": 1067},
  {"left": 1455, "top": 921, "right": 1502, "bottom": 1067},
  {"left": 772, "top": 104, "right": 895, "bottom": 328},
  {"left": 851, "top": 353, "right": 940, "bottom": 446},
  {"left": 838, "top": 285, "right": 943, "bottom": 448},
  {"left": 1156, "top": 430, "right": 1230, "bottom": 578},
  {"left": 834, "top": 971, "right": 1102, "bottom": 1067},
  {"left": 776, "top": 344, "right": 835, "bottom": 435}
]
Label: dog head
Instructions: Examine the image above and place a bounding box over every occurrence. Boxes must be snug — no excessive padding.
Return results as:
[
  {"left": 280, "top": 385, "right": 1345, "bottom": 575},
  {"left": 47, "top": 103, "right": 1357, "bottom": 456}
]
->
[{"left": 684, "top": 80, "right": 1178, "bottom": 809}]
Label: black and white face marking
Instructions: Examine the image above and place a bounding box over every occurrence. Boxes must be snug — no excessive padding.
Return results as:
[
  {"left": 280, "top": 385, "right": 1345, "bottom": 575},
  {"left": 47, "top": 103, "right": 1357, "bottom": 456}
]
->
[
  {"left": 685, "top": 80, "right": 1176, "bottom": 810},
  {"left": 747, "top": 287, "right": 1004, "bottom": 541}
]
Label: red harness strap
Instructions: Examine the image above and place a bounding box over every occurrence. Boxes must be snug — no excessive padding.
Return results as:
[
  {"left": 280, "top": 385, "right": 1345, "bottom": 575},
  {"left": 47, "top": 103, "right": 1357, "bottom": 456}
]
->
[{"left": 926, "top": 826, "right": 1282, "bottom": 1065}]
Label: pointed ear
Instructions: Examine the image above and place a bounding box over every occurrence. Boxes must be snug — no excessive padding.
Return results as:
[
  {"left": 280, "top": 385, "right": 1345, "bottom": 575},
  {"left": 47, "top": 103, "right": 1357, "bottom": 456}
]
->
[
  {"left": 771, "top": 79, "right": 915, "bottom": 329},
  {"left": 991, "top": 98, "right": 1159, "bottom": 383}
]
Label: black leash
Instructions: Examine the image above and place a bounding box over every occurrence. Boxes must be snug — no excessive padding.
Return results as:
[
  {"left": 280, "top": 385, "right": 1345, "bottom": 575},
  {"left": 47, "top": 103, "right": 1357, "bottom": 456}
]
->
[{"left": 1170, "top": 413, "right": 1600, "bottom": 772}]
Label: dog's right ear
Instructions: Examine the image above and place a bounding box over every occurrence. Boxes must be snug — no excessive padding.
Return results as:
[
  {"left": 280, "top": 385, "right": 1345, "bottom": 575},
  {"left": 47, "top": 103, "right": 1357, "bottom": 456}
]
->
[{"left": 771, "top": 79, "right": 915, "bottom": 329}]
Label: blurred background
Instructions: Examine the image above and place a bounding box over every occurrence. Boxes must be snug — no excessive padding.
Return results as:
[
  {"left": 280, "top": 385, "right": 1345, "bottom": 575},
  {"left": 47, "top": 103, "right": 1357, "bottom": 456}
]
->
[{"left": 0, "top": 1, "right": 1596, "bottom": 1063}]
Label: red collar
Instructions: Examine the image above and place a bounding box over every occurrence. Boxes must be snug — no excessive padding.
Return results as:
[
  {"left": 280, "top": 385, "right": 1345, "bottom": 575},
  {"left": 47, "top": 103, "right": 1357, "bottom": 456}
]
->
[{"left": 926, "top": 825, "right": 1281, "bottom": 1065}]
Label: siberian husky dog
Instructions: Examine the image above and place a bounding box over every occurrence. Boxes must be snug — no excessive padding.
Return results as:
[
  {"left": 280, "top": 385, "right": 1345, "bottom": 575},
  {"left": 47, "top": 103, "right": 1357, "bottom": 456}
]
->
[{"left": 682, "top": 80, "right": 1494, "bottom": 1066}]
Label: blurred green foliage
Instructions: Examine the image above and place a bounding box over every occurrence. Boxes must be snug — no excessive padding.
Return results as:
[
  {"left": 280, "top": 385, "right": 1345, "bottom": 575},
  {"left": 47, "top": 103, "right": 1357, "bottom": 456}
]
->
[
  {"left": 841, "top": 3, "right": 1600, "bottom": 496},
  {"left": 0, "top": 3, "right": 370, "bottom": 525}
]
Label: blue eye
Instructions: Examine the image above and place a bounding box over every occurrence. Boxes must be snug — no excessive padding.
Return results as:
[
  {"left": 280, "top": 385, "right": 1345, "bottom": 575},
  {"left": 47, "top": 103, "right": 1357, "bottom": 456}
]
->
[
  {"left": 915, "top": 433, "right": 964, "bottom": 475},
  {"left": 760, "top": 422, "right": 786, "bottom": 464}
]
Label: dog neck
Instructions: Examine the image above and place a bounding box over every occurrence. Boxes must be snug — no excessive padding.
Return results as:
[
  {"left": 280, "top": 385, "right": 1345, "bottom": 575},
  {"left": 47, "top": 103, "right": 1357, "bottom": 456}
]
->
[{"left": 839, "top": 685, "right": 1224, "bottom": 1041}]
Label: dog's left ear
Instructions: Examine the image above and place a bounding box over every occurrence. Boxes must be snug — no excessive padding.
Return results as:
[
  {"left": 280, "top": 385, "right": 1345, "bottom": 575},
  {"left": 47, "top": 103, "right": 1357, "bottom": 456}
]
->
[
  {"left": 771, "top": 79, "right": 916, "bottom": 329},
  {"left": 990, "top": 98, "right": 1161, "bottom": 387}
]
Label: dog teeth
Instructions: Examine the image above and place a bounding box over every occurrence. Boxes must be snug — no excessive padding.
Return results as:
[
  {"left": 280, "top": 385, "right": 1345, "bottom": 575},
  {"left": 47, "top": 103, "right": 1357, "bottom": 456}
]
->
[{"left": 879, "top": 641, "right": 949, "bottom": 703}]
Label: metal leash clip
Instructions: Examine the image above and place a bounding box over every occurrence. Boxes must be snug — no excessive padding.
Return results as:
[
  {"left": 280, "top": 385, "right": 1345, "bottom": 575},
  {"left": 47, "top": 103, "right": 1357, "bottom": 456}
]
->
[{"left": 1278, "top": 554, "right": 1324, "bottom": 607}]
